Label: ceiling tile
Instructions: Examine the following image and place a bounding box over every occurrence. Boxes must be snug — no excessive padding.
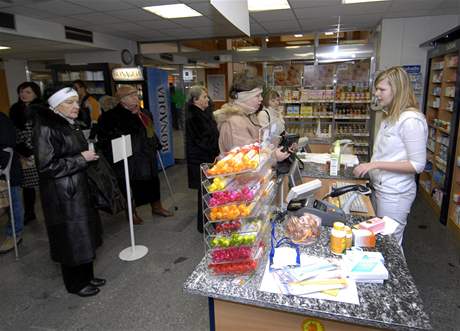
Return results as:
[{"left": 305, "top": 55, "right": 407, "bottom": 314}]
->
[
  {"left": 389, "top": 0, "right": 443, "bottom": 11},
  {"left": 137, "top": 19, "right": 183, "bottom": 30},
  {"left": 65, "top": 0, "right": 135, "bottom": 11},
  {"left": 340, "top": 15, "right": 382, "bottom": 26},
  {"left": 250, "top": 9, "right": 297, "bottom": 22},
  {"left": 288, "top": 0, "right": 341, "bottom": 8},
  {"left": 440, "top": 0, "right": 460, "bottom": 9},
  {"left": 299, "top": 17, "right": 342, "bottom": 30},
  {"left": 180, "top": 0, "right": 210, "bottom": 3},
  {"left": 123, "top": 0, "right": 179, "bottom": 7},
  {"left": 172, "top": 16, "right": 216, "bottom": 27},
  {"left": 384, "top": 9, "right": 435, "bottom": 19},
  {"left": 260, "top": 20, "right": 302, "bottom": 34},
  {"left": 340, "top": 2, "right": 393, "bottom": 15},
  {"left": 162, "top": 27, "right": 199, "bottom": 38},
  {"left": 25, "top": 0, "right": 93, "bottom": 15},
  {"left": 101, "top": 22, "right": 145, "bottom": 32},
  {"left": 46, "top": 16, "right": 90, "bottom": 27},
  {"left": 250, "top": 21, "right": 267, "bottom": 35},
  {"left": 68, "top": 13, "right": 123, "bottom": 24},
  {"left": 108, "top": 8, "right": 162, "bottom": 21},
  {"left": 295, "top": 6, "right": 342, "bottom": 18}
]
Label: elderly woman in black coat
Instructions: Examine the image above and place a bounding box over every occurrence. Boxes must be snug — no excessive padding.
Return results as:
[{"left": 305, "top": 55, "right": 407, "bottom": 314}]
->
[
  {"left": 185, "top": 85, "right": 220, "bottom": 233},
  {"left": 33, "top": 87, "right": 104, "bottom": 297}
]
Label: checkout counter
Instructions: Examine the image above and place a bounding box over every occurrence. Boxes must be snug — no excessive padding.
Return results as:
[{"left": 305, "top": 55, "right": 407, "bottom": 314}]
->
[{"left": 184, "top": 155, "right": 431, "bottom": 331}]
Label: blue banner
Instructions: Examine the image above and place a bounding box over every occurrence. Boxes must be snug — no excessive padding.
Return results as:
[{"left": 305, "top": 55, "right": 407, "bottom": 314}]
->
[{"left": 146, "top": 67, "right": 174, "bottom": 168}]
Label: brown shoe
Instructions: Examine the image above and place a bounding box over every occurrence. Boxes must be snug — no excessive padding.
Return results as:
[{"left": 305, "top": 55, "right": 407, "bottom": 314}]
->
[
  {"left": 132, "top": 213, "right": 144, "bottom": 225},
  {"left": 152, "top": 208, "right": 174, "bottom": 217}
]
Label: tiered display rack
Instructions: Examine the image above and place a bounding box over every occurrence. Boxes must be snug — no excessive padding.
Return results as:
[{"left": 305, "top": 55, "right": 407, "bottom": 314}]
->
[{"left": 200, "top": 130, "right": 278, "bottom": 277}]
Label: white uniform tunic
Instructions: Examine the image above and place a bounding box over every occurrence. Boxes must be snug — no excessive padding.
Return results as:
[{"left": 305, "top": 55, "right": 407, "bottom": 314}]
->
[{"left": 369, "top": 110, "right": 428, "bottom": 245}]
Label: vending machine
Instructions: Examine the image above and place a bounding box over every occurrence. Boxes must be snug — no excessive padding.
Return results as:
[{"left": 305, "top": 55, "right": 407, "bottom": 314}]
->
[{"left": 112, "top": 67, "right": 174, "bottom": 168}]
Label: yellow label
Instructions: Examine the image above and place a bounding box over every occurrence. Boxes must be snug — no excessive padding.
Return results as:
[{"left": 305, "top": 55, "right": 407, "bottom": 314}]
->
[
  {"left": 330, "top": 235, "right": 346, "bottom": 255},
  {"left": 302, "top": 319, "right": 325, "bottom": 331}
]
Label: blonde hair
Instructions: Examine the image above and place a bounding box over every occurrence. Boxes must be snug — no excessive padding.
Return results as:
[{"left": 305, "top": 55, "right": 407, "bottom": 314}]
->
[
  {"left": 374, "top": 66, "right": 419, "bottom": 123},
  {"left": 263, "top": 89, "right": 281, "bottom": 108}
]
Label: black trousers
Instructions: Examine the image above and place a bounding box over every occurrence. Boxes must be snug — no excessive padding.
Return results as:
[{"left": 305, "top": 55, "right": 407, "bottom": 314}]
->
[
  {"left": 61, "top": 262, "right": 94, "bottom": 293},
  {"left": 197, "top": 187, "right": 204, "bottom": 233},
  {"left": 23, "top": 187, "right": 36, "bottom": 216}
]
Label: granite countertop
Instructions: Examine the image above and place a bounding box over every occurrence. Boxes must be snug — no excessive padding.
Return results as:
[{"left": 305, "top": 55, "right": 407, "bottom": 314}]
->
[
  {"left": 301, "top": 161, "right": 364, "bottom": 180},
  {"left": 184, "top": 216, "right": 432, "bottom": 331}
]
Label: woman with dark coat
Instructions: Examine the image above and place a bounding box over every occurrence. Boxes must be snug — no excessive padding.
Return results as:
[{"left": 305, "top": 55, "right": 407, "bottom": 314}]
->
[
  {"left": 33, "top": 87, "right": 104, "bottom": 297},
  {"left": 185, "top": 85, "right": 220, "bottom": 233},
  {"left": 97, "top": 85, "right": 172, "bottom": 224},
  {"left": 9, "top": 82, "right": 42, "bottom": 224}
]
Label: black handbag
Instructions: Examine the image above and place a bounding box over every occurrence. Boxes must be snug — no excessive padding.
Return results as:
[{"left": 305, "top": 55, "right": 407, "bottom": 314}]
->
[{"left": 86, "top": 154, "right": 126, "bottom": 215}]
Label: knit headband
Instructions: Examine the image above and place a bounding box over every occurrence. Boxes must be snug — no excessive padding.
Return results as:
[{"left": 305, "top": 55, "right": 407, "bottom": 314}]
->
[
  {"left": 236, "top": 87, "right": 262, "bottom": 102},
  {"left": 48, "top": 88, "right": 78, "bottom": 110}
]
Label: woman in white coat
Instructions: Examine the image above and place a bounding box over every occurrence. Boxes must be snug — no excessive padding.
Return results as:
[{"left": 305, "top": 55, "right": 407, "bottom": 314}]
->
[{"left": 353, "top": 66, "right": 428, "bottom": 246}]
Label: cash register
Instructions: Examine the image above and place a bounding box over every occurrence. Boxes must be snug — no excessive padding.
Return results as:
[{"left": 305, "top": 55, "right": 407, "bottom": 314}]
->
[{"left": 285, "top": 159, "right": 371, "bottom": 226}]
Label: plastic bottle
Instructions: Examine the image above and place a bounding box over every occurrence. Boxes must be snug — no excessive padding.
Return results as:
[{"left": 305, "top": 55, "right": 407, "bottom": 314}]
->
[
  {"left": 345, "top": 226, "right": 353, "bottom": 249},
  {"left": 330, "top": 222, "right": 346, "bottom": 255},
  {"left": 330, "top": 141, "right": 341, "bottom": 176}
]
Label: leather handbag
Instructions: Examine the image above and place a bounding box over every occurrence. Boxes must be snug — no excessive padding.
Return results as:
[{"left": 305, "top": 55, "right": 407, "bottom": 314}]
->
[{"left": 86, "top": 154, "right": 126, "bottom": 215}]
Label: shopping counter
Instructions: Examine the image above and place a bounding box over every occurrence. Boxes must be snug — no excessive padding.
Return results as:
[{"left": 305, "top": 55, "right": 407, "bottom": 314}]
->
[{"left": 184, "top": 162, "right": 431, "bottom": 331}]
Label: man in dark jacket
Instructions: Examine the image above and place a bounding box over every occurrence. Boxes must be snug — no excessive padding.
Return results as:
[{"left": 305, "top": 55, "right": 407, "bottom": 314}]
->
[
  {"left": 97, "top": 85, "right": 173, "bottom": 224},
  {"left": 0, "top": 112, "right": 24, "bottom": 253}
]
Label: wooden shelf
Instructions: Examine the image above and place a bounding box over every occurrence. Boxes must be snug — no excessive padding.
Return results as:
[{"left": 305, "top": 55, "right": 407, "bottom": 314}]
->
[{"left": 419, "top": 186, "right": 441, "bottom": 216}]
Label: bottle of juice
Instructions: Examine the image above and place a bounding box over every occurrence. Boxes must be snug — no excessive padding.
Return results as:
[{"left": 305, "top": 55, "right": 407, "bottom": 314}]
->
[{"left": 330, "top": 222, "right": 346, "bottom": 255}]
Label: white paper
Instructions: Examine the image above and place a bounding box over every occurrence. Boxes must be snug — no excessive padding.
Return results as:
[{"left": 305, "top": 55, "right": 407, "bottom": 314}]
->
[
  {"left": 111, "top": 135, "right": 133, "bottom": 163},
  {"left": 259, "top": 248, "right": 360, "bottom": 305},
  {"left": 380, "top": 216, "right": 400, "bottom": 235},
  {"left": 296, "top": 153, "right": 359, "bottom": 166}
]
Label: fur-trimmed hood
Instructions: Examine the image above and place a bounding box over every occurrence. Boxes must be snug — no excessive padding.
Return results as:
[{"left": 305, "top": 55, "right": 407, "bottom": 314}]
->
[{"left": 213, "top": 103, "right": 248, "bottom": 130}]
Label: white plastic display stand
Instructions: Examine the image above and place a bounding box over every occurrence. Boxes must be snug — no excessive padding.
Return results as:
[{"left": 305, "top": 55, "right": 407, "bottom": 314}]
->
[{"left": 111, "top": 135, "right": 148, "bottom": 261}]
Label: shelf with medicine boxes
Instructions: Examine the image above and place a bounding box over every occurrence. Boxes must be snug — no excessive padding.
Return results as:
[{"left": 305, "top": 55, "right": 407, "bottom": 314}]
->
[
  {"left": 267, "top": 59, "right": 374, "bottom": 161},
  {"left": 48, "top": 63, "right": 115, "bottom": 97},
  {"left": 419, "top": 33, "right": 460, "bottom": 229},
  {"left": 200, "top": 127, "right": 278, "bottom": 276}
]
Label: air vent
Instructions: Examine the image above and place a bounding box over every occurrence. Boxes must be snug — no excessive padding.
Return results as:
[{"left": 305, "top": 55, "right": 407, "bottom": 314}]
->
[
  {"left": 0, "top": 12, "right": 15, "bottom": 30},
  {"left": 65, "top": 26, "right": 93, "bottom": 43}
]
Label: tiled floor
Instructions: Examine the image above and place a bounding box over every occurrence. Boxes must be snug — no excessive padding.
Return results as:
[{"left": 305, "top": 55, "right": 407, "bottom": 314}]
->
[{"left": 0, "top": 164, "right": 459, "bottom": 330}]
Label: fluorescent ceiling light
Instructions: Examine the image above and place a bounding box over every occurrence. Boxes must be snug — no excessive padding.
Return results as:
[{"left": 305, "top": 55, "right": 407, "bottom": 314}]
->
[
  {"left": 236, "top": 46, "right": 261, "bottom": 52},
  {"left": 248, "top": 0, "right": 290, "bottom": 12},
  {"left": 143, "top": 4, "right": 202, "bottom": 19},
  {"left": 0, "top": 46, "right": 11, "bottom": 50},
  {"left": 285, "top": 46, "right": 300, "bottom": 49},
  {"left": 294, "top": 34, "right": 303, "bottom": 38},
  {"left": 342, "top": 0, "right": 389, "bottom": 4},
  {"left": 324, "top": 32, "right": 335, "bottom": 36}
]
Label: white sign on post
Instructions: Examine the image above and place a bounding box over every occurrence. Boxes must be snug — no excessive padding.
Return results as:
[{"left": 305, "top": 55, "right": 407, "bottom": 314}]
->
[
  {"left": 112, "top": 134, "right": 148, "bottom": 261},
  {"left": 111, "top": 135, "right": 132, "bottom": 163}
]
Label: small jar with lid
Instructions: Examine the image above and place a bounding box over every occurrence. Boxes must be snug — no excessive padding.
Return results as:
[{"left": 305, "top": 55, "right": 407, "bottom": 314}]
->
[
  {"left": 330, "top": 222, "right": 346, "bottom": 255},
  {"left": 344, "top": 226, "right": 353, "bottom": 249}
]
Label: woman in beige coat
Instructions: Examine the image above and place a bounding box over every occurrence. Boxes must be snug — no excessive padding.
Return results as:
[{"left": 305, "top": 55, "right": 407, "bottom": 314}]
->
[
  {"left": 214, "top": 74, "right": 263, "bottom": 153},
  {"left": 214, "top": 72, "right": 289, "bottom": 160}
]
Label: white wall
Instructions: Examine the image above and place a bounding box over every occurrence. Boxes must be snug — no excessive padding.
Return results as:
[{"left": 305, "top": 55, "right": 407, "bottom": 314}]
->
[
  {"left": 3, "top": 59, "right": 28, "bottom": 105},
  {"left": 374, "top": 15, "right": 460, "bottom": 138},
  {"left": 0, "top": 14, "right": 136, "bottom": 53},
  {"left": 65, "top": 51, "right": 124, "bottom": 65},
  {"left": 379, "top": 14, "right": 460, "bottom": 86}
]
